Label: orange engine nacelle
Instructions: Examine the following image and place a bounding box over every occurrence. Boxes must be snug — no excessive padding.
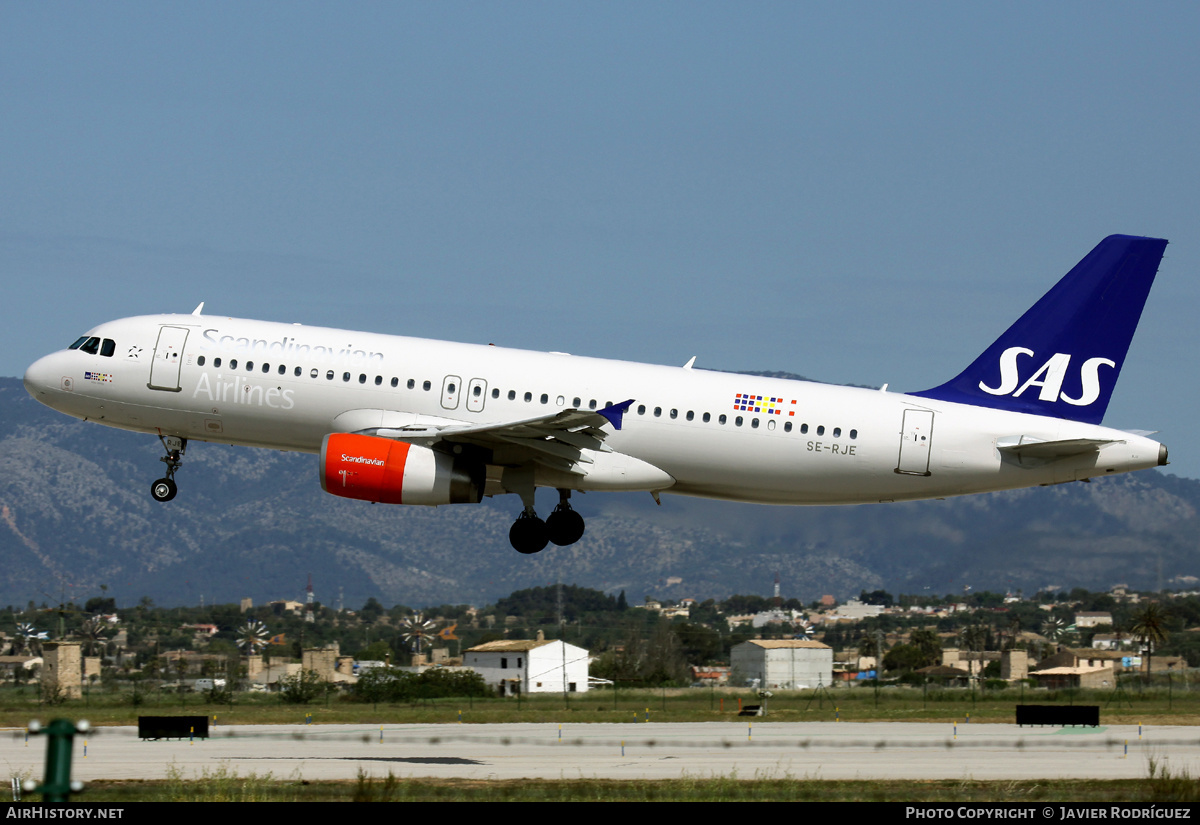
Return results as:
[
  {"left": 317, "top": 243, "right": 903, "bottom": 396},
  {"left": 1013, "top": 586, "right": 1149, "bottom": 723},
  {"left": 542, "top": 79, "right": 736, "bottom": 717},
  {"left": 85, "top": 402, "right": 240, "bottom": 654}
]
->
[{"left": 320, "top": 433, "right": 484, "bottom": 505}]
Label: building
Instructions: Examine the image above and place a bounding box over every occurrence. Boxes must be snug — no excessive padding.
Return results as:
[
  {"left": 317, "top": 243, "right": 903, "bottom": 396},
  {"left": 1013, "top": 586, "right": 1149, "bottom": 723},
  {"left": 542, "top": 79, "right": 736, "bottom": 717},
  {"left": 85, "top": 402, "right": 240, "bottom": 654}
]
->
[
  {"left": 0, "top": 656, "right": 41, "bottom": 684},
  {"left": 830, "top": 599, "right": 884, "bottom": 621},
  {"left": 1029, "top": 647, "right": 1126, "bottom": 688},
  {"left": 730, "top": 639, "right": 833, "bottom": 689},
  {"left": 916, "top": 665, "right": 972, "bottom": 687},
  {"left": 42, "top": 642, "right": 82, "bottom": 700},
  {"left": 464, "top": 632, "right": 588, "bottom": 696}
]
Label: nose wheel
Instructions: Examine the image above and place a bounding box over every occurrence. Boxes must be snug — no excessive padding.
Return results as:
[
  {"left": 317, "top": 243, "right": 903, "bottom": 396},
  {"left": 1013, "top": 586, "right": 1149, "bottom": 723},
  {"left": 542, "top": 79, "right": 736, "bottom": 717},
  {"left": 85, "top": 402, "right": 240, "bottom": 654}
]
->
[
  {"left": 151, "top": 477, "right": 178, "bottom": 502},
  {"left": 151, "top": 435, "right": 186, "bottom": 503}
]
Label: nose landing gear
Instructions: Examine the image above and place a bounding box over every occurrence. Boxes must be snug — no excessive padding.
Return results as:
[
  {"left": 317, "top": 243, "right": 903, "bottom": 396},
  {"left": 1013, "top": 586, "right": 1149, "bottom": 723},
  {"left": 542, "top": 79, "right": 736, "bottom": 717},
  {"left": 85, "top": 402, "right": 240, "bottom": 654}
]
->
[{"left": 150, "top": 435, "right": 186, "bottom": 503}]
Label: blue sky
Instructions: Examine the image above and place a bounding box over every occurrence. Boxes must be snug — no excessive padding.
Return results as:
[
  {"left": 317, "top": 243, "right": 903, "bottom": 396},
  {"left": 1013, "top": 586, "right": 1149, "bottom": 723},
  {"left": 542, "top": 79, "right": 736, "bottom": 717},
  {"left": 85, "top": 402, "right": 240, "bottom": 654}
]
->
[{"left": 4, "top": 2, "right": 1199, "bottom": 476}]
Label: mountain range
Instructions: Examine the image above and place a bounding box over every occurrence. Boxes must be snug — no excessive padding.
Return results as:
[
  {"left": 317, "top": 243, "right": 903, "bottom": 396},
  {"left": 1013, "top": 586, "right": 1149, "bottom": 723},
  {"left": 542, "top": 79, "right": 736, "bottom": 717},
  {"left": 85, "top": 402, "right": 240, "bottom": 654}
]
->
[{"left": 1, "top": 376, "right": 1196, "bottom": 610}]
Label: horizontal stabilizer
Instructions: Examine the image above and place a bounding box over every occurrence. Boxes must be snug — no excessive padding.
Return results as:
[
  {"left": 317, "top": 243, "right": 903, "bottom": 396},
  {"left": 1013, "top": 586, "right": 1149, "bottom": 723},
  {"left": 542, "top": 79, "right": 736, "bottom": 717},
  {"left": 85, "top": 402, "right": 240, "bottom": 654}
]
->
[{"left": 996, "top": 435, "right": 1116, "bottom": 460}]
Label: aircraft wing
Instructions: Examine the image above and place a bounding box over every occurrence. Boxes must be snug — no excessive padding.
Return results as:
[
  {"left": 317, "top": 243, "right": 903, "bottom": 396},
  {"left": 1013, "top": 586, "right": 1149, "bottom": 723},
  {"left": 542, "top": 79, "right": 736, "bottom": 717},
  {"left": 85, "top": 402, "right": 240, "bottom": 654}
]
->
[{"left": 346, "top": 400, "right": 634, "bottom": 474}]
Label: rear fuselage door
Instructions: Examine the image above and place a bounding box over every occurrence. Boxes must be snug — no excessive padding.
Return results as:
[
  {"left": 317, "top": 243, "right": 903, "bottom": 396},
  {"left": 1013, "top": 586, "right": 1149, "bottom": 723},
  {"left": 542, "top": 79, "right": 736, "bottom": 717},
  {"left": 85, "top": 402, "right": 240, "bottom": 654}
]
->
[
  {"left": 895, "top": 409, "right": 934, "bottom": 476},
  {"left": 148, "top": 326, "right": 189, "bottom": 392}
]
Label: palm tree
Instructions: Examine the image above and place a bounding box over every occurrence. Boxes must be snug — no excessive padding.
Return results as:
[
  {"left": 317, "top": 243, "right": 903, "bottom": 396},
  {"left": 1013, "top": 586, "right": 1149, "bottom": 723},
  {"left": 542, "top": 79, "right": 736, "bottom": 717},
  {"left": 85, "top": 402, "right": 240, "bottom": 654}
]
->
[{"left": 1129, "top": 603, "right": 1169, "bottom": 684}]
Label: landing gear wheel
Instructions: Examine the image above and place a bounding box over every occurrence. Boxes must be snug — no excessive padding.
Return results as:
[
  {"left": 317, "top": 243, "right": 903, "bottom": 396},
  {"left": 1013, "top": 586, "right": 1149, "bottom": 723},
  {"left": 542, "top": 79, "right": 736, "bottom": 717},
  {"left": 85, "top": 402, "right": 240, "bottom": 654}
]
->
[
  {"left": 509, "top": 512, "right": 549, "bottom": 554},
  {"left": 151, "top": 478, "right": 178, "bottom": 503},
  {"left": 152, "top": 435, "right": 187, "bottom": 503},
  {"left": 546, "top": 505, "right": 585, "bottom": 546}
]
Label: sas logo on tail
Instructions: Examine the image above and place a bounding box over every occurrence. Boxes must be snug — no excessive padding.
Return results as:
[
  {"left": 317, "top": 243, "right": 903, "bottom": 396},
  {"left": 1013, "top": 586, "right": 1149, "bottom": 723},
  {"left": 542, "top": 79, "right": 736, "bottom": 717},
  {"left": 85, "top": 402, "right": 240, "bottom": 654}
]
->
[{"left": 979, "top": 347, "right": 1115, "bottom": 406}]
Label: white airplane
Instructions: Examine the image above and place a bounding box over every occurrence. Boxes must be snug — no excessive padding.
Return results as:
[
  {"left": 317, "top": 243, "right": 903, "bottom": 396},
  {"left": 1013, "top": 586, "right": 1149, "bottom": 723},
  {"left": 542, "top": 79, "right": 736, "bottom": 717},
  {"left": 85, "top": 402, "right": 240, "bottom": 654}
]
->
[{"left": 24, "top": 235, "right": 1170, "bottom": 554}]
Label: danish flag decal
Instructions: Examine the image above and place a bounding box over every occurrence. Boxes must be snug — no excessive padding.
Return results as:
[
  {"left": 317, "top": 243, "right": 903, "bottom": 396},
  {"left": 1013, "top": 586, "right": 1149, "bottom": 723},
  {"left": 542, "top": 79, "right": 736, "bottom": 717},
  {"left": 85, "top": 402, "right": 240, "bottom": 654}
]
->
[{"left": 913, "top": 235, "right": 1168, "bottom": 425}]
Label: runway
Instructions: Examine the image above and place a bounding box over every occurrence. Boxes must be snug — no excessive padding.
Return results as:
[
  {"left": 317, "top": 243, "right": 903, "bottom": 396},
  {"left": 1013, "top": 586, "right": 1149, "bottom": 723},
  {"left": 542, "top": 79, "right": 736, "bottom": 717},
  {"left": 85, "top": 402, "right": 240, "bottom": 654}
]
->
[{"left": 5, "top": 722, "right": 1199, "bottom": 782}]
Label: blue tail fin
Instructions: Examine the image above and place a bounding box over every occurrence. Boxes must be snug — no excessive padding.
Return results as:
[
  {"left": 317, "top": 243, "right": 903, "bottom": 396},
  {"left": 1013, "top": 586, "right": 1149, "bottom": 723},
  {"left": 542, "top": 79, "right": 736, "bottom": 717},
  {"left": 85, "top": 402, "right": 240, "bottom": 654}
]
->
[{"left": 911, "top": 235, "right": 1167, "bottom": 425}]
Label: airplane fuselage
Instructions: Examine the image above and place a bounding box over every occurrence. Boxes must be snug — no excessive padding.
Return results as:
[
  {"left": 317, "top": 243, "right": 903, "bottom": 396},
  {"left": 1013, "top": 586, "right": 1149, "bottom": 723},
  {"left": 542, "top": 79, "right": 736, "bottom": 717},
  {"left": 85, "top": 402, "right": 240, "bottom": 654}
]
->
[{"left": 24, "top": 312, "right": 1166, "bottom": 507}]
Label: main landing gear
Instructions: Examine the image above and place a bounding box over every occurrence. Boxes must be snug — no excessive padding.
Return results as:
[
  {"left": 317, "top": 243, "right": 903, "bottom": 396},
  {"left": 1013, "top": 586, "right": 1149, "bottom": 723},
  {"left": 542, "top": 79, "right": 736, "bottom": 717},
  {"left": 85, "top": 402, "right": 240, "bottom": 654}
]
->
[
  {"left": 150, "top": 435, "right": 186, "bottom": 503},
  {"left": 508, "top": 489, "right": 586, "bottom": 554}
]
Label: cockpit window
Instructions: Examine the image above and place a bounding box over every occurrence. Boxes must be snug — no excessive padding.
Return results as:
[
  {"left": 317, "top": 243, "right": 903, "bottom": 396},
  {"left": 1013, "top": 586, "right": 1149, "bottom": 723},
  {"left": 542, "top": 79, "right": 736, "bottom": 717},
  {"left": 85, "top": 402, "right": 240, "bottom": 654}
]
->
[
  {"left": 69, "top": 336, "right": 88, "bottom": 350},
  {"left": 78, "top": 337, "right": 101, "bottom": 355},
  {"left": 100, "top": 339, "right": 116, "bottom": 357}
]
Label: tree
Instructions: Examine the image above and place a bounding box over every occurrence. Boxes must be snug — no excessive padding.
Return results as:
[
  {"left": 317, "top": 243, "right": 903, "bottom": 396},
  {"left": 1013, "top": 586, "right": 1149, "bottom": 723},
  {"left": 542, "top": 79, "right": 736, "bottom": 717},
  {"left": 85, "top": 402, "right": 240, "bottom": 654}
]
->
[
  {"left": 860, "top": 590, "right": 894, "bottom": 608},
  {"left": 909, "top": 628, "right": 943, "bottom": 668},
  {"left": 674, "top": 622, "right": 723, "bottom": 665},
  {"left": 360, "top": 598, "right": 385, "bottom": 623},
  {"left": 85, "top": 597, "right": 116, "bottom": 614},
  {"left": 884, "top": 644, "right": 930, "bottom": 673},
  {"left": 278, "top": 669, "right": 327, "bottom": 704},
  {"left": 1129, "top": 603, "right": 1169, "bottom": 683},
  {"left": 355, "top": 639, "right": 394, "bottom": 664}
]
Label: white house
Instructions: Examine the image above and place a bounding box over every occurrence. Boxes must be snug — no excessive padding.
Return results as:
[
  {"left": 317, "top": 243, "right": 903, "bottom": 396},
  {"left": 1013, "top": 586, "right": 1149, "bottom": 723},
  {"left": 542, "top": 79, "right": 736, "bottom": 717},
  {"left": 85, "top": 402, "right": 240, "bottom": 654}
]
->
[
  {"left": 465, "top": 632, "right": 589, "bottom": 696},
  {"left": 730, "top": 639, "right": 833, "bottom": 689}
]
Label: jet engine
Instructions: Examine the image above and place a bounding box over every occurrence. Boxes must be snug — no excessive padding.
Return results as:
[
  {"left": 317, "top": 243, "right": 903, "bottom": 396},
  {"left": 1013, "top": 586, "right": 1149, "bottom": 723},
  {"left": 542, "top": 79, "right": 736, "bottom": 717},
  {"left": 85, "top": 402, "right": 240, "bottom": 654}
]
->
[{"left": 320, "top": 433, "right": 483, "bottom": 505}]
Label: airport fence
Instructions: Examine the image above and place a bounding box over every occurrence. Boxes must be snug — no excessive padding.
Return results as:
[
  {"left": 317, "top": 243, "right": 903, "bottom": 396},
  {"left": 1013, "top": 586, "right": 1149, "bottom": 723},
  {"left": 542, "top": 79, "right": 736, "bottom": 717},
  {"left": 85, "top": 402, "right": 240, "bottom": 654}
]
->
[{"left": 3, "top": 679, "right": 1200, "bottom": 726}]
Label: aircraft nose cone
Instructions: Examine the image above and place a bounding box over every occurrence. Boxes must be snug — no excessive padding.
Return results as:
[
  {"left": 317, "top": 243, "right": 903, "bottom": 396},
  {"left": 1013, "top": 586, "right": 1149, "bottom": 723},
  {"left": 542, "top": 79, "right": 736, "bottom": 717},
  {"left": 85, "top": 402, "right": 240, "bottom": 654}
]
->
[{"left": 24, "top": 353, "right": 63, "bottom": 401}]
